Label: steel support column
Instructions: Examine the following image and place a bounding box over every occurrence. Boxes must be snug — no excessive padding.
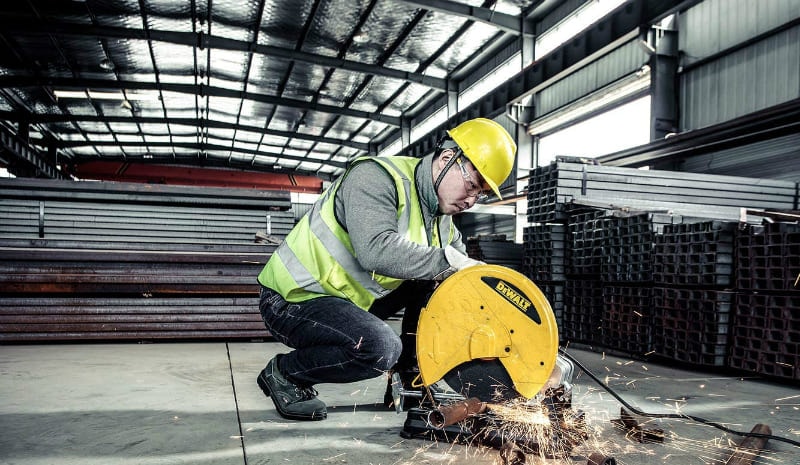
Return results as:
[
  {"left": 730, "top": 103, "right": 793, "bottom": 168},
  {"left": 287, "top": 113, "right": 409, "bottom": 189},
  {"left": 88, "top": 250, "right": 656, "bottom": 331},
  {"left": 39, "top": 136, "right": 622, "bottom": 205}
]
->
[{"left": 649, "top": 14, "right": 679, "bottom": 165}]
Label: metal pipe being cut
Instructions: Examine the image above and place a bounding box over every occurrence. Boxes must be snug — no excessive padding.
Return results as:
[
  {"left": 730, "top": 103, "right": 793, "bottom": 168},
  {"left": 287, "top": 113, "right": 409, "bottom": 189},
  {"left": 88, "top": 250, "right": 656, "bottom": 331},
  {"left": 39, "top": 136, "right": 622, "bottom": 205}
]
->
[{"left": 427, "top": 397, "right": 487, "bottom": 429}]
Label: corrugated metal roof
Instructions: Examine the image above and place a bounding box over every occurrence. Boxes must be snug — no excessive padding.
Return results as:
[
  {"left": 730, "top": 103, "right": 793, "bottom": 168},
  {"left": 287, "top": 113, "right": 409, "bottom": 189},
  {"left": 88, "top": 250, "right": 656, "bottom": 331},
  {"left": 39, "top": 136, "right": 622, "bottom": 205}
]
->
[{"left": 0, "top": 0, "right": 562, "bottom": 184}]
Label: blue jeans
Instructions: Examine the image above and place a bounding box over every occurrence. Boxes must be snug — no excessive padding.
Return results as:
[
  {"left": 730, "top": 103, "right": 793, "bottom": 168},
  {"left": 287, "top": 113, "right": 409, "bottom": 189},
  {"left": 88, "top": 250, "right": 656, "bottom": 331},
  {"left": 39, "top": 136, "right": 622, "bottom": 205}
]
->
[{"left": 259, "top": 286, "right": 404, "bottom": 388}]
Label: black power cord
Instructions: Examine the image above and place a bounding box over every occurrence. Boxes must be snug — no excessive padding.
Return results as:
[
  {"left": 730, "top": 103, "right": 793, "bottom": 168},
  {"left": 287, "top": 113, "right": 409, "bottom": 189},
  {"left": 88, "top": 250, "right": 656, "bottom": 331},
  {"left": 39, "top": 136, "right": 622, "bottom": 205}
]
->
[{"left": 558, "top": 348, "right": 800, "bottom": 448}]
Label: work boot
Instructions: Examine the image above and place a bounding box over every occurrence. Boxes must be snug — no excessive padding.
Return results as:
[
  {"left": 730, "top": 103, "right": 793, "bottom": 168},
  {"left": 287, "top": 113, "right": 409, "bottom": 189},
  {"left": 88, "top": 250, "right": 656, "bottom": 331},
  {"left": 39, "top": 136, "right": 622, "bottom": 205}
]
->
[{"left": 257, "top": 355, "right": 327, "bottom": 421}]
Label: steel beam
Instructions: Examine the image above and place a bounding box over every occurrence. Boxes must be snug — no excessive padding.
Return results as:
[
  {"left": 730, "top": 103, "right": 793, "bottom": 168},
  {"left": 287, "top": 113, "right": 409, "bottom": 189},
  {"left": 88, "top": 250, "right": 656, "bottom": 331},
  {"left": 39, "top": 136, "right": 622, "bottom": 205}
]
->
[
  {"left": 0, "top": 112, "right": 370, "bottom": 152},
  {"left": 0, "top": 19, "right": 447, "bottom": 91},
  {"left": 0, "top": 76, "right": 402, "bottom": 127}
]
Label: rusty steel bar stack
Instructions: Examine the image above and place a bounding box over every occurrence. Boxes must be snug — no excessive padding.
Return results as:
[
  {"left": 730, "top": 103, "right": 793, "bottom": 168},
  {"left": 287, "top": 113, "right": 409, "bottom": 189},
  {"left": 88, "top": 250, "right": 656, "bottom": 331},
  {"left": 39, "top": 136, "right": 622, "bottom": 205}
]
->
[{"left": 0, "top": 178, "right": 294, "bottom": 342}]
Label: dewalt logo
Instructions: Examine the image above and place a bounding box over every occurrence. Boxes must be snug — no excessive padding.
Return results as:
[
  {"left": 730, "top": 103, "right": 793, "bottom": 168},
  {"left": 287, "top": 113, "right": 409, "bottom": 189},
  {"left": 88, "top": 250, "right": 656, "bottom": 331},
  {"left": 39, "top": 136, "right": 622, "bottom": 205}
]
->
[
  {"left": 480, "top": 276, "right": 541, "bottom": 324},
  {"left": 495, "top": 280, "right": 532, "bottom": 312}
]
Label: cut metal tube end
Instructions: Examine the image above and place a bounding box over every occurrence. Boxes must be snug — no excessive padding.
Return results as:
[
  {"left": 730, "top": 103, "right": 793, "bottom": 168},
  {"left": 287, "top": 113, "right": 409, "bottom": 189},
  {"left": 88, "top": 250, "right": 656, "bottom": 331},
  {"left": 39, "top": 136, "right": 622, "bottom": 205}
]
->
[
  {"left": 427, "top": 397, "right": 487, "bottom": 429},
  {"left": 587, "top": 452, "right": 617, "bottom": 465}
]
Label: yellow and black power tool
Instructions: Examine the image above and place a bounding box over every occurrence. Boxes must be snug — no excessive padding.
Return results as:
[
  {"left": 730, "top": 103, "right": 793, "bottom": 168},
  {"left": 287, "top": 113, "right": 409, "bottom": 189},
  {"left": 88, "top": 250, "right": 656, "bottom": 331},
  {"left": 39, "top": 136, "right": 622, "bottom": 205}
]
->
[
  {"left": 417, "top": 264, "right": 560, "bottom": 400},
  {"left": 395, "top": 264, "right": 585, "bottom": 459}
]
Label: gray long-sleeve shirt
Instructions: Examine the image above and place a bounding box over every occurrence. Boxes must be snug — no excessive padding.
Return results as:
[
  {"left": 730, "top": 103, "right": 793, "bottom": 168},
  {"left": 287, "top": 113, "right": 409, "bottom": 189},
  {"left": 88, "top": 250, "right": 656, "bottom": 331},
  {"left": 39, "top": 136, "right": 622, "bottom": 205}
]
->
[{"left": 334, "top": 154, "right": 466, "bottom": 281}]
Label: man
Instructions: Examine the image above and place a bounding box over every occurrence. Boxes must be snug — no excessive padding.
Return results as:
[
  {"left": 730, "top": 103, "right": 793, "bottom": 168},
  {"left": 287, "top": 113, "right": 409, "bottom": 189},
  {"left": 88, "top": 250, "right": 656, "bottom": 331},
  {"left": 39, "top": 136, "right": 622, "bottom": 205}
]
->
[{"left": 256, "top": 117, "right": 516, "bottom": 421}]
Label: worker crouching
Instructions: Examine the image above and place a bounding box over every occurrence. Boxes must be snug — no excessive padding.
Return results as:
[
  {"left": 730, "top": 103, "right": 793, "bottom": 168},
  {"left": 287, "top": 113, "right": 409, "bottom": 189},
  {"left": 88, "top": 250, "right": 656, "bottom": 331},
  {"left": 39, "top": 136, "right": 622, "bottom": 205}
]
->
[{"left": 255, "top": 118, "right": 517, "bottom": 421}]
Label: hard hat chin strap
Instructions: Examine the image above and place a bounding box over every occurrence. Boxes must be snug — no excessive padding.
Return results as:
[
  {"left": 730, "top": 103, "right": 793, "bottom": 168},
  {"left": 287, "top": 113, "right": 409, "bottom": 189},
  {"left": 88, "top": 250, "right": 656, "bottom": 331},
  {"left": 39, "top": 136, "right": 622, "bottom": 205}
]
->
[
  {"left": 433, "top": 137, "right": 462, "bottom": 194},
  {"left": 433, "top": 148, "right": 461, "bottom": 194}
]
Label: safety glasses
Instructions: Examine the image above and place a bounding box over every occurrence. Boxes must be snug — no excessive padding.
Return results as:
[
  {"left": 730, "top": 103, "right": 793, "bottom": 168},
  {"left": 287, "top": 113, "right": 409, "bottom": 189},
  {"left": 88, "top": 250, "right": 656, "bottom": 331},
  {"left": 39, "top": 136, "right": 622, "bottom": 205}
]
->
[{"left": 455, "top": 156, "right": 489, "bottom": 201}]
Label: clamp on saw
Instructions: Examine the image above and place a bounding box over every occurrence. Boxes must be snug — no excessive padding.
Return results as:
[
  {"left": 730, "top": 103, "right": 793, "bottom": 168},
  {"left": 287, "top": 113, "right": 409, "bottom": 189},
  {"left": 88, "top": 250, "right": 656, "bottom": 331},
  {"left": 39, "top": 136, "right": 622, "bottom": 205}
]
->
[{"left": 395, "top": 264, "right": 587, "bottom": 459}]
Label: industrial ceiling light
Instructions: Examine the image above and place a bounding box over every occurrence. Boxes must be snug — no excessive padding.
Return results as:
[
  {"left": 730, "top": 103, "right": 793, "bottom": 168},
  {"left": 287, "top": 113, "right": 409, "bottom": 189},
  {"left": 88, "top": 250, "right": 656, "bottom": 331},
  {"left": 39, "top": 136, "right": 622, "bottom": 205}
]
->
[
  {"left": 99, "top": 58, "right": 115, "bottom": 71},
  {"left": 53, "top": 90, "right": 88, "bottom": 100},
  {"left": 120, "top": 99, "right": 141, "bottom": 114},
  {"left": 535, "top": 0, "right": 628, "bottom": 60},
  {"left": 53, "top": 89, "right": 160, "bottom": 101}
]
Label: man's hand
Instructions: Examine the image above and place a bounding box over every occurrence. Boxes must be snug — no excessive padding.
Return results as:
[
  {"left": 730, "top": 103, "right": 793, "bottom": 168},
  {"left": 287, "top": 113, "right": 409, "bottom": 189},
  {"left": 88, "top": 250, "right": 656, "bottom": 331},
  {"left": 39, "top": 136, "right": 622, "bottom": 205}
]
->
[{"left": 444, "top": 245, "right": 484, "bottom": 271}]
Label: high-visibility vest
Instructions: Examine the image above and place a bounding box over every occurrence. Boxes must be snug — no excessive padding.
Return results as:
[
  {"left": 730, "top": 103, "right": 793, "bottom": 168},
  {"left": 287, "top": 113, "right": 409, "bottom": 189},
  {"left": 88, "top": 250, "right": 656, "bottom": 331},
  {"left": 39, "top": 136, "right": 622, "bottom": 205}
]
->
[{"left": 258, "top": 156, "right": 455, "bottom": 310}]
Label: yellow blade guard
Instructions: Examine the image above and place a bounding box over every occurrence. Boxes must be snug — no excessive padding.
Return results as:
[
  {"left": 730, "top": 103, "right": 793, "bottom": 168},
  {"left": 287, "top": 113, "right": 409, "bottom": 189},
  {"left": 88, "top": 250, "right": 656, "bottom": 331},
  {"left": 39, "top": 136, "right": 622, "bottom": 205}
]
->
[{"left": 416, "top": 264, "right": 559, "bottom": 399}]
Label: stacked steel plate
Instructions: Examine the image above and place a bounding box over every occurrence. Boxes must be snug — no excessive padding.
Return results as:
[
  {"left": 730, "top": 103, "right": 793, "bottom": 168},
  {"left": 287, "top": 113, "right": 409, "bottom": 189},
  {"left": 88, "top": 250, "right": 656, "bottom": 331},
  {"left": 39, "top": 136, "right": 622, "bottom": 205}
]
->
[{"left": 0, "top": 178, "right": 294, "bottom": 342}]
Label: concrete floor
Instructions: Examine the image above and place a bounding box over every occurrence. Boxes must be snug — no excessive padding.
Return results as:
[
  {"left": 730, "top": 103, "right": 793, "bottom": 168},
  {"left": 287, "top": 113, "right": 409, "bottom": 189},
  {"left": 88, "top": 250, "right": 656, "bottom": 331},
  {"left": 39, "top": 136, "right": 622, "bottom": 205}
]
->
[{"left": 1, "top": 339, "right": 799, "bottom": 465}]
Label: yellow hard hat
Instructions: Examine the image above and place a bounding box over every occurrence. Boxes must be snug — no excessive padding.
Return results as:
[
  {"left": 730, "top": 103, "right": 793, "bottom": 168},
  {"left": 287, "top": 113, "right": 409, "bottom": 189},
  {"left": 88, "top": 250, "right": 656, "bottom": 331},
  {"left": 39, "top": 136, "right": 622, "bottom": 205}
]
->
[{"left": 447, "top": 118, "right": 516, "bottom": 199}]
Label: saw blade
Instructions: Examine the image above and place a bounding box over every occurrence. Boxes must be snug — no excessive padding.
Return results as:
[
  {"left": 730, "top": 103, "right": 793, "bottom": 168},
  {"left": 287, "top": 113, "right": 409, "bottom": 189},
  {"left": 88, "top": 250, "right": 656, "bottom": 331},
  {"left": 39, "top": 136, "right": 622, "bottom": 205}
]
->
[{"left": 443, "top": 358, "right": 519, "bottom": 403}]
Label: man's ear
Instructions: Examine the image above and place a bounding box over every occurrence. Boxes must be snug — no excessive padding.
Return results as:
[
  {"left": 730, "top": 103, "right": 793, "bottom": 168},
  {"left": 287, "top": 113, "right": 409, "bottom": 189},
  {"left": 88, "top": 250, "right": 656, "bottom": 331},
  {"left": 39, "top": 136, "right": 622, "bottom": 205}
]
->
[{"left": 438, "top": 148, "right": 455, "bottom": 166}]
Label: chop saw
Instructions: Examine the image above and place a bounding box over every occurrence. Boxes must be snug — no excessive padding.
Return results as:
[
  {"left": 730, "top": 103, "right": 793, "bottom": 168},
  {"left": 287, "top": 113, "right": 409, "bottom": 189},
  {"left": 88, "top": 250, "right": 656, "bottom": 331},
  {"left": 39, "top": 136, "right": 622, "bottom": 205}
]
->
[{"left": 395, "top": 264, "right": 586, "bottom": 459}]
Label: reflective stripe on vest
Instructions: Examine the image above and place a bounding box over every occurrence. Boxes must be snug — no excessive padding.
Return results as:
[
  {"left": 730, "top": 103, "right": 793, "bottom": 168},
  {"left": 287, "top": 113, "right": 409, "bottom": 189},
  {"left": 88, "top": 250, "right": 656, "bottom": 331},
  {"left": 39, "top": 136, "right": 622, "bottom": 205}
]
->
[{"left": 258, "top": 156, "right": 443, "bottom": 310}]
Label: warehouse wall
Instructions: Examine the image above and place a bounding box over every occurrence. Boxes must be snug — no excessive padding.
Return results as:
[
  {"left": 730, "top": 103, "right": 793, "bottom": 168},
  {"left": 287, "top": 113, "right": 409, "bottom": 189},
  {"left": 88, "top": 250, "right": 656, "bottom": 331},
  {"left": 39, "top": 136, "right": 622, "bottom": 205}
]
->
[
  {"left": 680, "top": 17, "right": 800, "bottom": 130},
  {"left": 531, "top": 0, "right": 800, "bottom": 132},
  {"left": 679, "top": 132, "right": 800, "bottom": 182},
  {"left": 524, "top": 0, "right": 800, "bottom": 182},
  {"left": 676, "top": 0, "right": 800, "bottom": 180},
  {"left": 681, "top": 0, "right": 798, "bottom": 60}
]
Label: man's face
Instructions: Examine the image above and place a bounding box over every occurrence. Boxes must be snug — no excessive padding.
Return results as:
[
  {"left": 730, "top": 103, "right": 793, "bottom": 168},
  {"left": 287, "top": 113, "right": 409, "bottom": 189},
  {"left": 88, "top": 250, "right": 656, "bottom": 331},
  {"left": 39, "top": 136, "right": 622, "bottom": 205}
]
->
[{"left": 436, "top": 152, "right": 489, "bottom": 215}]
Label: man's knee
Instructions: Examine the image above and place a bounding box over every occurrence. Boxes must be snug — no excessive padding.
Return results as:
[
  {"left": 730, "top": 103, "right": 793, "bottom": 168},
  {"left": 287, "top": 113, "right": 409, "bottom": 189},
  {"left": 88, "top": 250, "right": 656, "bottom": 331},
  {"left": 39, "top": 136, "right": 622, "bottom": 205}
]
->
[
  {"left": 380, "top": 331, "right": 403, "bottom": 370},
  {"left": 354, "top": 325, "right": 401, "bottom": 372}
]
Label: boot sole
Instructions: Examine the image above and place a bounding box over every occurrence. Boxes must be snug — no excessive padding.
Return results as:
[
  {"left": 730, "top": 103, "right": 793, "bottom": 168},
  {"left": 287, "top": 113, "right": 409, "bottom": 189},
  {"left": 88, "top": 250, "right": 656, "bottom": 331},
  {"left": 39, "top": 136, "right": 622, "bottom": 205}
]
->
[{"left": 257, "top": 370, "right": 327, "bottom": 421}]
